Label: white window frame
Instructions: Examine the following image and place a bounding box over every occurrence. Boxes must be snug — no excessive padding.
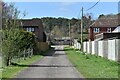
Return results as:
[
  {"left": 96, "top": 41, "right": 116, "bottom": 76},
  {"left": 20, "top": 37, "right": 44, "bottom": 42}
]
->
[
  {"left": 94, "top": 28, "right": 100, "bottom": 33},
  {"left": 26, "top": 27, "right": 35, "bottom": 32},
  {"left": 107, "top": 28, "right": 111, "bottom": 32},
  {"left": 31, "top": 28, "right": 35, "bottom": 32},
  {"left": 29, "top": 28, "right": 32, "bottom": 32},
  {"left": 26, "top": 28, "right": 29, "bottom": 31}
]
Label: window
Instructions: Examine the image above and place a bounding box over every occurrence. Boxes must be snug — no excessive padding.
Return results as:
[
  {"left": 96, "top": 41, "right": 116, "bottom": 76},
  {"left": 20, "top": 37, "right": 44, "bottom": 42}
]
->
[
  {"left": 26, "top": 27, "right": 35, "bottom": 32},
  {"left": 107, "top": 28, "right": 111, "bottom": 32},
  {"left": 29, "top": 28, "right": 31, "bottom": 32},
  {"left": 94, "top": 28, "right": 100, "bottom": 33},
  {"left": 26, "top": 28, "right": 29, "bottom": 31},
  {"left": 31, "top": 28, "right": 35, "bottom": 32}
]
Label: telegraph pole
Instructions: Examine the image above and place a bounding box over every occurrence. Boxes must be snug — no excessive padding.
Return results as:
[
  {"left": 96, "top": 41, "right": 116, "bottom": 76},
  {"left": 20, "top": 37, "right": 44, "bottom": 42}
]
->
[
  {"left": 81, "top": 7, "right": 83, "bottom": 51},
  {"left": 69, "top": 21, "right": 71, "bottom": 45}
]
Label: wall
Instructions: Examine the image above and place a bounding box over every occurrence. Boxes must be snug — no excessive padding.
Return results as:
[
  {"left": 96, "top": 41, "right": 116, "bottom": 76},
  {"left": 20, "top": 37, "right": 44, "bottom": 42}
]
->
[
  {"left": 74, "top": 39, "right": 81, "bottom": 50},
  {"left": 82, "top": 39, "right": 120, "bottom": 62},
  {"left": 91, "top": 41, "right": 98, "bottom": 55},
  {"left": 89, "top": 27, "right": 116, "bottom": 41},
  {"left": 74, "top": 42, "right": 81, "bottom": 50},
  {"left": 37, "top": 42, "right": 50, "bottom": 51}
]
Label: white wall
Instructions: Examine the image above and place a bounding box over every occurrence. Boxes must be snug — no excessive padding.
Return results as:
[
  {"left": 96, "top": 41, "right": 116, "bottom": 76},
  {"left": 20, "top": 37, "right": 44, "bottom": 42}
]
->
[
  {"left": 83, "top": 42, "right": 87, "bottom": 52},
  {"left": 87, "top": 42, "right": 90, "bottom": 53},
  {"left": 109, "top": 40, "right": 115, "bottom": 60},
  {"left": 115, "top": 39, "right": 120, "bottom": 61},
  {"left": 74, "top": 42, "right": 81, "bottom": 50},
  {"left": 82, "top": 39, "right": 120, "bottom": 62},
  {"left": 98, "top": 41, "right": 103, "bottom": 57}
]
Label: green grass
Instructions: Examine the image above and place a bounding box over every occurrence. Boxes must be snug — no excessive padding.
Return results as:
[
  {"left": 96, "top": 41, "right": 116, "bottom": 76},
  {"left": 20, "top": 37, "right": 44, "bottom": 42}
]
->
[
  {"left": 1, "top": 55, "right": 43, "bottom": 79},
  {"left": 65, "top": 47, "right": 119, "bottom": 78},
  {"left": 0, "top": 57, "right": 2, "bottom": 68}
]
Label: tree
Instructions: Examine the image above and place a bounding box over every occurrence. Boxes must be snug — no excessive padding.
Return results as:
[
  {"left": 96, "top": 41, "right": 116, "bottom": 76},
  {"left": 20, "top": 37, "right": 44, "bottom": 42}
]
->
[
  {"left": 1, "top": 2, "right": 35, "bottom": 66},
  {"left": 98, "top": 14, "right": 104, "bottom": 19}
]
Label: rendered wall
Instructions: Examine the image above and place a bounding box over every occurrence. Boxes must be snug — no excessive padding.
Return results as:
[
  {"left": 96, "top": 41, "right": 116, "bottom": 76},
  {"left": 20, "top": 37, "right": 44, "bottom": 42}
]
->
[{"left": 82, "top": 39, "right": 120, "bottom": 62}]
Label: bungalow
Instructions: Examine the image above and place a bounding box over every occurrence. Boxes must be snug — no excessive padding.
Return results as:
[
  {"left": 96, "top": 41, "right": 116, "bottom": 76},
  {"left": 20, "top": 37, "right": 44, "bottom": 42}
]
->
[
  {"left": 89, "top": 15, "right": 118, "bottom": 41},
  {"left": 21, "top": 19, "right": 46, "bottom": 42}
]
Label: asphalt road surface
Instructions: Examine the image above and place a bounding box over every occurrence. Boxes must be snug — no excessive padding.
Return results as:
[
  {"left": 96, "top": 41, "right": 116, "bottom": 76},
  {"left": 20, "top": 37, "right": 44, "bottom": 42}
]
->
[{"left": 15, "top": 45, "right": 84, "bottom": 79}]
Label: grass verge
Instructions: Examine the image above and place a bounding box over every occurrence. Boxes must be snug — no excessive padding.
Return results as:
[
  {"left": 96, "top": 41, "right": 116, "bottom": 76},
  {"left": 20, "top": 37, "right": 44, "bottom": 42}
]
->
[
  {"left": 1, "top": 55, "right": 43, "bottom": 79},
  {"left": 64, "top": 47, "right": 119, "bottom": 78}
]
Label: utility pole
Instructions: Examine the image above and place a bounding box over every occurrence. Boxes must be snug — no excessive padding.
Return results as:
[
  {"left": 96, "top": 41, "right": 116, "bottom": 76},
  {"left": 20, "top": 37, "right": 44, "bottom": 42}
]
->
[
  {"left": 0, "top": 1, "right": 2, "bottom": 30},
  {"left": 81, "top": 7, "right": 83, "bottom": 51},
  {"left": 69, "top": 21, "right": 71, "bottom": 45}
]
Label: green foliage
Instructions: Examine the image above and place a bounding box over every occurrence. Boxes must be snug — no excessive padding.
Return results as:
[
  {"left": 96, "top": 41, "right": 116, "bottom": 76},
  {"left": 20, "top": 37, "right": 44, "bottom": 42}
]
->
[
  {"left": 1, "top": 2, "right": 36, "bottom": 66},
  {"left": 1, "top": 29, "right": 36, "bottom": 66},
  {"left": 2, "top": 55, "right": 43, "bottom": 79},
  {"left": 77, "top": 32, "right": 89, "bottom": 34},
  {"left": 41, "top": 17, "right": 93, "bottom": 38},
  {"left": 77, "top": 37, "right": 88, "bottom": 43},
  {"left": 16, "top": 31, "right": 36, "bottom": 50}
]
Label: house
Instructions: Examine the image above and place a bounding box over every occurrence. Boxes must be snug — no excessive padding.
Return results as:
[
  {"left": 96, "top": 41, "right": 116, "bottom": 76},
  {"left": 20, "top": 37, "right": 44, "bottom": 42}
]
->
[
  {"left": 21, "top": 19, "right": 46, "bottom": 42},
  {"left": 113, "top": 26, "right": 120, "bottom": 32},
  {"left": 95, "top": 26, "right": 120, "bottom": 41},
  {"left": 52, "top": 37, "right": 71, "bottom": 45},
  {"left": 19, "top": 18, "right": 50, "bottom": 54},
  {"left": 89, "top": 15, "right": 118, "bottom": 41}
]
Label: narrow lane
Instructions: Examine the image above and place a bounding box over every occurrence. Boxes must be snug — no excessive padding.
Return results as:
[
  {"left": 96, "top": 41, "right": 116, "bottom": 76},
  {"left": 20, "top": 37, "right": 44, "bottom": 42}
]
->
[{"left": 16, "top": 45, "right": 84, "bottom": 78}]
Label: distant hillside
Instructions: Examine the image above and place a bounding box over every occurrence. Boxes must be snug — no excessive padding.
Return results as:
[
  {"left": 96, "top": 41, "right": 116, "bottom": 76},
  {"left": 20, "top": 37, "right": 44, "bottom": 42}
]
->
[{"left": 40, "top": 17, "right": 92, "bottom": 38}]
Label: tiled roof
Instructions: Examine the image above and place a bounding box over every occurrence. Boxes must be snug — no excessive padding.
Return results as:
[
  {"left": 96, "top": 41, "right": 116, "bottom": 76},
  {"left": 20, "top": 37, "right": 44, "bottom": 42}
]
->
[
  {"left": 19, "top": 19, "right": 42, "bottom": 27},
  {"left": 90, "top": 15, "right": 118, "bottom": 27}
]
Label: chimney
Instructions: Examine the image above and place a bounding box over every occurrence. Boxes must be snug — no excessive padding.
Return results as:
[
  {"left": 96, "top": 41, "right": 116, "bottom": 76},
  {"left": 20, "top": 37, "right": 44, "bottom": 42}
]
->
[{"left": 88, "top": 16, "right": 91, "bottom": 25}]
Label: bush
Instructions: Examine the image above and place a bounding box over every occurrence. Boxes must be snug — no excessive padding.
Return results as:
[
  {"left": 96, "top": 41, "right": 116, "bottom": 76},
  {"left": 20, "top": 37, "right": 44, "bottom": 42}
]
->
[
  {"left": 1, "top": 30, "right": 36, "bottom": 66},
  {"left": 77, "top": 37, "right": 88, "bottom": 43},
  {"left": 81, "top": 52, "right": 85, "bottom": 55},
  {"left": 85, "top": 54, "right": 91, "bottom": 59}
]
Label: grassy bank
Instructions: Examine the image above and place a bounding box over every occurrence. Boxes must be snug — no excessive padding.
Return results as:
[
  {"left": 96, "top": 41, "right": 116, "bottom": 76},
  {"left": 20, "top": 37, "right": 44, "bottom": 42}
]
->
[
  {"left": 1, "top": 55, "right": 43, "bottom": 79},
  {"left": 65, "top": 47, "right": 119, "bottom": 78}
]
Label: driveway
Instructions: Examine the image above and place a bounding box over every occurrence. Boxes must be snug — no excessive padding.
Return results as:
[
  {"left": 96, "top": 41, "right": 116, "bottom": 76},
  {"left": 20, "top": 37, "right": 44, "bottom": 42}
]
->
[{"left": 15, "top": 45, "right": 84, "bottom": 78}]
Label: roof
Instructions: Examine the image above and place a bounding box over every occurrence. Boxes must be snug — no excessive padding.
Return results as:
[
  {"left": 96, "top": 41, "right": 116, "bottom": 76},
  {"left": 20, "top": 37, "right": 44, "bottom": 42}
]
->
[
  {"left": 113, "top": 26, "right": 120, "bottom": 32},
  {"left": 90, "top": 15, "right": 118, "bottom": 28},
  {"left": 19, "top": 19, "right": 43, "bottom": 27}
]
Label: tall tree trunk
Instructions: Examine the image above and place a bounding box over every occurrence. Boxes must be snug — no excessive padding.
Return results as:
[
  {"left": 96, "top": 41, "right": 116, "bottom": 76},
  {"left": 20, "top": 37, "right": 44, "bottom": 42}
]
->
[{"left": 6, "top": 57, "right": 10, "bottom": 66}]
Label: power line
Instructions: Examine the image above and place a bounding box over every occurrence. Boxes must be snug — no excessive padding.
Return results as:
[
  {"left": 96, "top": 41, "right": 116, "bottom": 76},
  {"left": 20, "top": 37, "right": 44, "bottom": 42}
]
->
[
  {"left": 77, "top": 9, "right": 82, "bottom": 19},
  {"left": 77, "top": 0, "right": 100, "bottom": 19},
  {"left": 85, "top": 0, "right": 100, "bottom": 11}
]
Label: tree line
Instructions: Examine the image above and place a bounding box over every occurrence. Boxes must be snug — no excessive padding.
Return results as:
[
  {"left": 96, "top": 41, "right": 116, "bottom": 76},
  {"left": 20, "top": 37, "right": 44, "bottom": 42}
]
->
[{"left": 40, "top": 16, "right": 93, "bottom": 38}]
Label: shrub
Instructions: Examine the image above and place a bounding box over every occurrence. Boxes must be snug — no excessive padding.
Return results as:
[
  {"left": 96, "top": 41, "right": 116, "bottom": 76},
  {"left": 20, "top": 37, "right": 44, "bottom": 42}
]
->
[
  {"left": 1, "top": 30, "right": 36, "bottom": 66},
  {"left": 77, "top": 37, "right": 88, "bottom": 43}
]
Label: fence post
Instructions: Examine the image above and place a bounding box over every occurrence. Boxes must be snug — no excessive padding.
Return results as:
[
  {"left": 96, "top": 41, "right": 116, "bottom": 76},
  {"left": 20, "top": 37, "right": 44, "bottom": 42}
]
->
[
  {"left": 108, "top": 40, "right": 116, "bottom": 61},
  {"left": 115, "top": 39, "right": 120, "bottom": 61},
  {"left": 103, "top": 40, "right": 108, "bottom": 58}
]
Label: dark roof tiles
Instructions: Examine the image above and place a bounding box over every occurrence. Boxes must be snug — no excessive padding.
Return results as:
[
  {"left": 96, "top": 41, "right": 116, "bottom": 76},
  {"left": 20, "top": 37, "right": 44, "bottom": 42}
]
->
[
  {"left": 90, "top": 15, "right": 118, "bottom": 27},
  {"left": 21, "top": 19, "right": 42, "bottom": 27}
]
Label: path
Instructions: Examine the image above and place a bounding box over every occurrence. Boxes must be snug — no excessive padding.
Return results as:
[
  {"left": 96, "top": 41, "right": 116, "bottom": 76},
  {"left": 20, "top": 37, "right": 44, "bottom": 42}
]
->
[{"left": 15, "top": 45, "right": 84, "bottom": 78}]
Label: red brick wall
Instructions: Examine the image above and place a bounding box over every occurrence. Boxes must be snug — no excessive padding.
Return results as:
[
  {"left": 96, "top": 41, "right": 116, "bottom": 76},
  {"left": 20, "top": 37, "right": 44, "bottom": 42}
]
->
[{"left": 89, "top": 27, "right": 116, "bottom": 41}]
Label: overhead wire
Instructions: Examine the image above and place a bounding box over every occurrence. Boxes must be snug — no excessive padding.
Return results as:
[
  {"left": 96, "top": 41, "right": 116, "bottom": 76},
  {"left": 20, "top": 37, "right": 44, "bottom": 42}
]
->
[
  {"left": 85, "top": 0, "right": 100, "bottom": 11},
  {"left": 77, "top": 9, "right": 82, "bottom": 19}
]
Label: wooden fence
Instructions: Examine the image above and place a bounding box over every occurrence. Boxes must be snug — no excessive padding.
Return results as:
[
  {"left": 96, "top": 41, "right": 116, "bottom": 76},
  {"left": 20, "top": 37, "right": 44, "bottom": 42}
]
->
[{"left": 37, "top": 42, "right": 50, "bottom": 51}]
